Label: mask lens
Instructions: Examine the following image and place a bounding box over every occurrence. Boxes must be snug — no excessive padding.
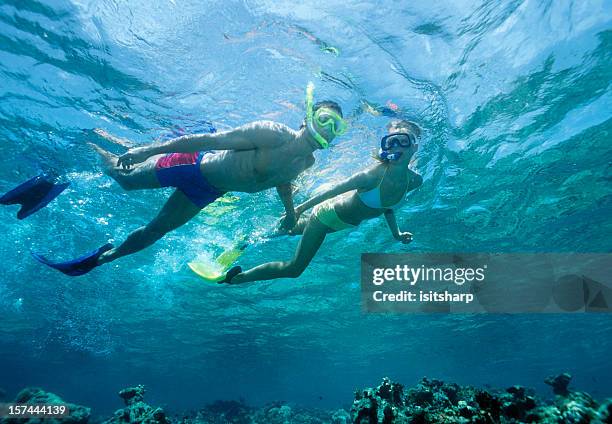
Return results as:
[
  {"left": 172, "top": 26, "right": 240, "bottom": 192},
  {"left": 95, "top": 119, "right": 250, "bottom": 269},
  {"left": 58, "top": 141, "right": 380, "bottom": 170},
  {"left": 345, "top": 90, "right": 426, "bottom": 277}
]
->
[
  {"left": 385, "top": 133, "right": 414, "bottom": 149},
  {"left": 315, "top": 109, "right": 347, "bottom": 135}
]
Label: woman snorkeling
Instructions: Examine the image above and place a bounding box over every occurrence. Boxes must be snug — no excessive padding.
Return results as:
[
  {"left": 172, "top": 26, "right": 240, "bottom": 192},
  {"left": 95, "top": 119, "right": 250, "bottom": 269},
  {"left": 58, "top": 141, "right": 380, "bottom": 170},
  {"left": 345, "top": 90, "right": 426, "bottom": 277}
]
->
[{"left": 221, "top": 119, "right": 423, "bottom": 284}]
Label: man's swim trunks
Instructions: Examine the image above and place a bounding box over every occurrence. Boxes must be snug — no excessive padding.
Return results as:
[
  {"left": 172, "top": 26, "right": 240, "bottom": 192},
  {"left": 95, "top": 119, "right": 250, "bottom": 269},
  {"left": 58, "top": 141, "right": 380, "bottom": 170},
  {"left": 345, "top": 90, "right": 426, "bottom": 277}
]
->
[{"left": 155, "top": 151, "right": 224, "bottom": 208}]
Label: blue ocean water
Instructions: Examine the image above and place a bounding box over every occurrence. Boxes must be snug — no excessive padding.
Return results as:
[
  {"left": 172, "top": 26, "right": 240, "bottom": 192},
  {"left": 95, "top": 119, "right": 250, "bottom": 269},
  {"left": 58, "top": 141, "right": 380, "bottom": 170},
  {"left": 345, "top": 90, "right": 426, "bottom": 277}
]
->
[{"left": 0, "top": 0, "right": 611, "bottom": 416}]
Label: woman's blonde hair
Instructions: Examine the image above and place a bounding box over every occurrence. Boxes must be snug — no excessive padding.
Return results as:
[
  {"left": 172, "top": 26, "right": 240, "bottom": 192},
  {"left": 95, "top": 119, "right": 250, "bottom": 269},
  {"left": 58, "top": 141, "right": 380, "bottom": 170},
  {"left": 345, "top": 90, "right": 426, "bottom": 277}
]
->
[{"left": 387, "top": 119, "right": 422, "bottom": 138}]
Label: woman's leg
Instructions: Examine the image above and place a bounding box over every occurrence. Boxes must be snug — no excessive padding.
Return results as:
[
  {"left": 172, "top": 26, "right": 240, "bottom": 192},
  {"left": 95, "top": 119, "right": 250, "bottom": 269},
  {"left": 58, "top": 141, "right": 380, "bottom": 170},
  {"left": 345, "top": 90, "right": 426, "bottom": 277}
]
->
[{"left": 231, "top": 217, "right": 332, "bottom": 284}]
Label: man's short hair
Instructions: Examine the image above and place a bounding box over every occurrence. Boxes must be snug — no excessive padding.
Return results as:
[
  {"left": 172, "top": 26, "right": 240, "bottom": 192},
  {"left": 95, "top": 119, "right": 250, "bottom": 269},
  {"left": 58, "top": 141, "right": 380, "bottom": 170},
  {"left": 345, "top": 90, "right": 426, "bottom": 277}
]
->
[
  {"left": 388, "top": 119, "right": 421, "bottom": 138},
  {"left": 300, "top": 100, "right": 343, "bottom": 129},
  {"left": 314, "top": 100, "right": 343, "bottom": 117}
]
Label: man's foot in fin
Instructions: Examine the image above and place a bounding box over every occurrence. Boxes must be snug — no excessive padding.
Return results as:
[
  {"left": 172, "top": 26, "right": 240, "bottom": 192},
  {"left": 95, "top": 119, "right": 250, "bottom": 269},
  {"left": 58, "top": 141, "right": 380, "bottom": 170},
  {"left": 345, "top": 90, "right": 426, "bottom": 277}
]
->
[
  {"left": 219, "top": 266, "right": 242, "bottom": 284},
  {"left": 32, "top": 243, "right": 114, "bottom": 276},
  {"left": 0, "top": 174, "right": 69, "bottom": 219}
]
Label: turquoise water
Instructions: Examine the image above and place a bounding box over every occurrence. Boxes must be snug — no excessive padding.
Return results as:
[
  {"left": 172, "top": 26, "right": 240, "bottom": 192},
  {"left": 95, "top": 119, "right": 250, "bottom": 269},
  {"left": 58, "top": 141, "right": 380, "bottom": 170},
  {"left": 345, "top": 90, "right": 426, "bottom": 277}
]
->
[{"left": 0, "top": 0, "right": 611, "bottom": 415}]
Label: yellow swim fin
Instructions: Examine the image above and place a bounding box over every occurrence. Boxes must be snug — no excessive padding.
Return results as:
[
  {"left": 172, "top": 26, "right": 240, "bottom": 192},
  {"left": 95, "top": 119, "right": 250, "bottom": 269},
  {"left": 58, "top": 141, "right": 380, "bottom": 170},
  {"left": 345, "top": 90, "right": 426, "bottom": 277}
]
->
[
  {"left": 216, "top": 248, "right": 243, "bottom": 269},
  {"left": 188, "top": 261, "right": 226, "bottom": 283},
  {"left": 189, "top": 241, "right": 248, "bottom": 283},
  {"left": 216, "top": 241, "right": 248, "bottom": 268}
]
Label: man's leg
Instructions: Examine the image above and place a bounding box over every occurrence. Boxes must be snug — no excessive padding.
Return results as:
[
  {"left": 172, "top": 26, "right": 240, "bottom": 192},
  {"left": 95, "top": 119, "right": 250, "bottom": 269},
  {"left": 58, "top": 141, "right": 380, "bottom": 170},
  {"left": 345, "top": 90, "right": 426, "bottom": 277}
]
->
[
  {"left": 89, "top": 143, "right": 161, "bottom": 191},
  {"left": 98, "top": 190, "right": 201, "bottom": 265},
  {"left": 231, "top": 217, "right": 331, "bottom": 284},
  {"left": 93, "top": 128, "right": 135, "bottom": 148}
]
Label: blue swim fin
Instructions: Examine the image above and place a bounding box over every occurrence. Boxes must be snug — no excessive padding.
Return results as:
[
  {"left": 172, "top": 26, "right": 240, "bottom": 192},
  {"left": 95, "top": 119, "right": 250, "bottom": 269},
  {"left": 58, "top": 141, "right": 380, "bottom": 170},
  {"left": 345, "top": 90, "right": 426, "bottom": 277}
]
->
[
  {"left": 0, "top": 174, "right": 69, "bottom": 219},
  {"left": 32, "top": 243, "right": 114, "bottom": 276}
]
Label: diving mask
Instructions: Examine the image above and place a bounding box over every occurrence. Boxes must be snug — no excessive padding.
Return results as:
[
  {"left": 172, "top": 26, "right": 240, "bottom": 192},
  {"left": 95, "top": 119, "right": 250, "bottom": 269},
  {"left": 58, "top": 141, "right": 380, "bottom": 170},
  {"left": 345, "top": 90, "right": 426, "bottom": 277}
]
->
[
  {"left": 379, "top": 132, "right": 416, "bottom": 161},
  {"left": 305, "top": 82, "right": 347, "bottom": 148}
]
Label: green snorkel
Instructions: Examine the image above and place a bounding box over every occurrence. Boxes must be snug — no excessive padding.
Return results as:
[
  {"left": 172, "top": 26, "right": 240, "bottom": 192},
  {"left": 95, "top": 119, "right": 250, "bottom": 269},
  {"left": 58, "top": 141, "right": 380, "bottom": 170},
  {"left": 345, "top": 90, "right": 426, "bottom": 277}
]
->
[{"left": 305, "top": 82, "right": 347, "bottom": 149}]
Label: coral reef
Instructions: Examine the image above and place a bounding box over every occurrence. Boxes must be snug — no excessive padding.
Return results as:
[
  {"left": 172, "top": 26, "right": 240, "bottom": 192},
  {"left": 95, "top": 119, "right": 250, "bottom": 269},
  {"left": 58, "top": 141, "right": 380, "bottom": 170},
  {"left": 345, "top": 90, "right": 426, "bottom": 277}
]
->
[
  {"left": 176, "top": 400, "right": 350, "bottom": 424},
  {"left": 0, "top": 387, "right": 90, "bottom": 424},
  {"left": 545, "top": 373, "right": 572, "bottom": 396},
  {"left": 102, "top": 385, "right": 169, "bottom": 424},
  {"left": 102, "top": 390, "right": 348, "bottom": 424},
  {"left": 350, "top": 373, "right": 611, "bottom": 424},
  {"left": 3, "top": 373, "right": 610, "bottom": 424}
]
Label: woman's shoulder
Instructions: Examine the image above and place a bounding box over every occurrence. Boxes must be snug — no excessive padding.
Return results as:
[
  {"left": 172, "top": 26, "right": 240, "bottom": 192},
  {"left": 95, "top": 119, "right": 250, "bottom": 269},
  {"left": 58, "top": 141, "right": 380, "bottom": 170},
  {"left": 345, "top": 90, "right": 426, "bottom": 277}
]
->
[
  {"left": 358, "top": 163, "right": 386, "bottom": 189},
  {"left": 367, "top": 161, "right": 388, "bottom": 176}
]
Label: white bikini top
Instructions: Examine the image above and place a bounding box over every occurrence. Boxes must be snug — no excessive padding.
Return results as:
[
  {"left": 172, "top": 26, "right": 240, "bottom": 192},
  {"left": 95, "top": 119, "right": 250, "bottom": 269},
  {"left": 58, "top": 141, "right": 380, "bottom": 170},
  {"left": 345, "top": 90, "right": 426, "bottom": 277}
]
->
[{"left": 358, "top": 167, "right": 409, "bottom": 210}]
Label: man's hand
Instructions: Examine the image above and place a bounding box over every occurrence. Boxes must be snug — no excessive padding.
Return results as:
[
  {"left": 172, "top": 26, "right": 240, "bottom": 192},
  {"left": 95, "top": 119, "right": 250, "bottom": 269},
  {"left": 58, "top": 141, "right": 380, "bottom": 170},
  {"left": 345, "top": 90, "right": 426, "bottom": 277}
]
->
[
  {"left": 278, "top": 212, "right": 297, "bottom": 232},
  {"left": 117, "top": 147, "right": 152, "bottom": 169},
  {"left": 395, "top": 231, "right": 413, "bottom": 244}
]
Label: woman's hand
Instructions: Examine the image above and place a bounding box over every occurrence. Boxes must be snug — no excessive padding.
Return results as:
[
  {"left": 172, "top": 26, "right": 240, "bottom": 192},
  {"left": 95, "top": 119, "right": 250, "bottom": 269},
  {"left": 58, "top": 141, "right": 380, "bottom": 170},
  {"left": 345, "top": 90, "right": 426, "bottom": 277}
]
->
[
  {"left": 395, "top": 231, "right": 413, "bottom": 244},
  {"left": 117, "top": 147, "right": 152, "bottom": 169}
]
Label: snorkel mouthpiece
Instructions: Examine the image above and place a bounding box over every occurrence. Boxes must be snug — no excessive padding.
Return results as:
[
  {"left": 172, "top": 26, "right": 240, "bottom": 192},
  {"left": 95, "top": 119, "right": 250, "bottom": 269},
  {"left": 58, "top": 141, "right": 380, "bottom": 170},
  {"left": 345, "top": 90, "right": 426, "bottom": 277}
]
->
[{"left": 379, "top": 149, "right": 403, "bottom": 161}]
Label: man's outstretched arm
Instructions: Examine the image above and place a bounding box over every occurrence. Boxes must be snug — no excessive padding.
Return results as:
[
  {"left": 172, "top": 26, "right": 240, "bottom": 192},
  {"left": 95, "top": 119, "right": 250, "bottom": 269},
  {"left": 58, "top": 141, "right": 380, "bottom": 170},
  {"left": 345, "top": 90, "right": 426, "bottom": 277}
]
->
[
  {"left": 276, "top": 183, "right": 296, "bottom": 230},
  {"left": 116, "top": 122, "right": 282, "bottom": 169}
]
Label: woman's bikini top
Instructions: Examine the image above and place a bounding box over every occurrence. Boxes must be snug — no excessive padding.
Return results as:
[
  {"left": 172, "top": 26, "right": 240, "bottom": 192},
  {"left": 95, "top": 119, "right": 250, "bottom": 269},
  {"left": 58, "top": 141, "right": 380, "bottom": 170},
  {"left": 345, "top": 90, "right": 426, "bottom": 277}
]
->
[{"left": 357, "top": 167, "right": 409, "bottom": 210}]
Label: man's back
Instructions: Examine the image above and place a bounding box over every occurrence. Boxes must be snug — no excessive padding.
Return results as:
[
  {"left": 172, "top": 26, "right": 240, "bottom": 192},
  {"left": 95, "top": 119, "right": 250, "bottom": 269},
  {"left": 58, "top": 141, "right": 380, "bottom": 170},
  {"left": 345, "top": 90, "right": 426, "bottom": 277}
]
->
[{"left": 201, "top": 121, "right": 315, "bottom": 193}]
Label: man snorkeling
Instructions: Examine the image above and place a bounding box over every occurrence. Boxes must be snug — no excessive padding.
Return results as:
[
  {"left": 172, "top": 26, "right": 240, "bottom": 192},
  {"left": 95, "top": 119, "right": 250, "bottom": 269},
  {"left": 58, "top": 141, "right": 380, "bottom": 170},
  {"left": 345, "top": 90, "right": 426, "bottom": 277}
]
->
[
  {"left": 221, "top": 119, "right": 422, "bottom": 284},
  {"left": 32, "top": 83, "right": 348, "bottom": 276}
]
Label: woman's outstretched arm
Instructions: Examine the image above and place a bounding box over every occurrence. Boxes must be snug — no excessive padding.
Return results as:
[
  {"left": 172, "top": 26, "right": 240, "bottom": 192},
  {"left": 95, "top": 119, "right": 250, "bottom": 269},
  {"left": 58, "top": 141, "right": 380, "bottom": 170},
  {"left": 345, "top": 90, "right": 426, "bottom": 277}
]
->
[{"left": 295, "top": 170, "right": 373, "bottom": 215}]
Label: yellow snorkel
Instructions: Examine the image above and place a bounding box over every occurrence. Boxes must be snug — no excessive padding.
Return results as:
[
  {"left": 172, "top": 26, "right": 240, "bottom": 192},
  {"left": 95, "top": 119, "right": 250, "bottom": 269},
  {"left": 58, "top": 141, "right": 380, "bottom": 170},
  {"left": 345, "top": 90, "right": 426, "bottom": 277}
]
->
[{"left": 305, "top": 82, "right": 347, "bottom": 149}]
